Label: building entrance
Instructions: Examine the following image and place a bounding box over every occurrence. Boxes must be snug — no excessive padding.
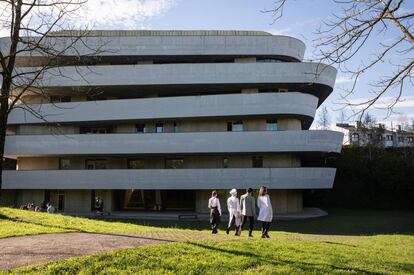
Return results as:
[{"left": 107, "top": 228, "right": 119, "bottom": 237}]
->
[{"left": 115, "top": 190, "right": 195, "bottom": 211}]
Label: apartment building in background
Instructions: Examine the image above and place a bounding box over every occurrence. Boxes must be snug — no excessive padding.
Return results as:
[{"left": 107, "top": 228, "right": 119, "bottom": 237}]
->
[
  {"left": 334, "top": 123, "right": 414, "bottom": 147},
  {"left": 3, "top": 30, "right": 343, "bottom": 214}
]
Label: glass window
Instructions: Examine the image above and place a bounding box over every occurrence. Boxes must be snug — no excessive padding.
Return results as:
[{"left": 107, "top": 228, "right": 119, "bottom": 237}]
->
[
  {"left": 155, "top": 123, "right": 164, "bottom": 133},
  {"left": 128, "top": 159, "right": 145, "bottom": 169},
  {"left": 252, "top": 156, "right": 263, "bottom": 168},
  {"left": 227, "top": 121, "right": 243, "bottom": 132},
  {"left": 408, "top": 136, "right": 414, "bottom": 143},
  {"left": 135, "top": 124, "right": 146, "bottom": 133},
  {"left": 266, "top": 120, "right": 278, "bottom": 131},
  {"left": 351, "top": 133, "right": 359, "bottom": 143},
  {"left": 223, "top": 157, "right": 229, "bottom": 168},
  {"left": 50, "top": 96, "right": 71, "bottom": 103},
  {"left": 165, "top": 159, "right": 184, "bottom": 169},
  {"left": 81, "top": 127, "right": 109, "bottom": 134},
  {"left": 59, "top": 158, "right": 71, "bottom": 170},
  {"left": 173, "top": 122, "right": 178, "bottom": 133},
  {"left": 256, "top": 58, "right": 284, "bottom": 63},
  {"left": 398, "top": 136, "right": 404, "bottom": 142},
  {"left": 86, "top": 159, "right": 107, "bottom": 169},
  {"left": 386, "top": 135, "right": 393, "bottom": 141}
]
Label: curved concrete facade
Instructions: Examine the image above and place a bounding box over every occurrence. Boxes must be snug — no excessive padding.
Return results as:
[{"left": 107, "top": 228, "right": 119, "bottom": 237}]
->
[
  {"left": 22, "top": 63, "right": 336, "bottom": 91},
  {"left": 4, "top": 30, "right": 343, "bottom": 213},
  {"left": 1, "top": 31, "right": 306, "bottom": 60},
  {"left": 8, "top": 92, "right": 318, "bottom": 124},
  {"left": 5, "top": 130, "right": 343, "bottom": 157},
  {"left": 3, "top": 167, "right": 336, "bottom": 190}
]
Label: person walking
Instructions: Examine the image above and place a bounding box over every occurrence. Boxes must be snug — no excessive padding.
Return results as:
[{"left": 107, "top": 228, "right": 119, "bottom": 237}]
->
[
  {"left": 257, "top": 186, "right": 273, "bottom": 238},
  {"left": 208, "top": 190, "right": 221, "bottom": 234},
  {"left": 226, "top": 188, "right": 241, "bottom": 236},
  {"left": 240, "top": 188, "right": 256, "bottom": 237}
]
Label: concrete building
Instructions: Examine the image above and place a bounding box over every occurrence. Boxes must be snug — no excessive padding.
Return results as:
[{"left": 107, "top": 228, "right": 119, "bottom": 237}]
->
[
  {"left": 3, "top": 30, "right": 343, "bottom": 214},
  {"left": 334, "top": 123, "right": 414, "bottom": 147}
]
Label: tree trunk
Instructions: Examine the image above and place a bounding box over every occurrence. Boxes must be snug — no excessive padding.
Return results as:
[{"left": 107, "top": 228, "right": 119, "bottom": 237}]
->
[{"left": 0, "top": 95, "right": 9, "bottom": 191}]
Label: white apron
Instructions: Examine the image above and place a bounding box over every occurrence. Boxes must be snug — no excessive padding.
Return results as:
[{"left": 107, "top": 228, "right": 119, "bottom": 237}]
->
[{"left": 257, "top": 194, "right": 273, "bottom": 222}]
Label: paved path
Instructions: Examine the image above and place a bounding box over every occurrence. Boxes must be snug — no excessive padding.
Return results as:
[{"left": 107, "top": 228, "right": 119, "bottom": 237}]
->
[{"left": 0, "top": 232, "right": 170, "bottom": 271}]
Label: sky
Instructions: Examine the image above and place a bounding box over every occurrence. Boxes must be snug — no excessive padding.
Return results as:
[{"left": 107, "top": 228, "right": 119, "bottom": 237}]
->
[{"left": 5, "top": 0, "right": 414, "bottom": 128}]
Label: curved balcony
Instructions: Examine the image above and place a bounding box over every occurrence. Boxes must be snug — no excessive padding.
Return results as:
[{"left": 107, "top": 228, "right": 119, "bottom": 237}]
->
[
  {"left": 18, "top": 62, "right": 337, "bottom": 101},
  {"left": 3, "top": 167, "right": 336, "bottom": 190},
  {"left": 2, "top": 32, "right": 306, "bottom": 60},
  {"left": 4, "top": 130, "right": 343, "bottom": 157},
  {"left": 8, "top": 92, "right": 318, "bottom": 125}
]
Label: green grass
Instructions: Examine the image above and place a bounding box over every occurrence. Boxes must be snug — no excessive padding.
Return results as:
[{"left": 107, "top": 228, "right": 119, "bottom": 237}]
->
[
  {"left": 11, "top": 234, "right": 414, "bottom": 274},
  {"left": 1, "top": 207, "right": 414, "bottom": 274}
]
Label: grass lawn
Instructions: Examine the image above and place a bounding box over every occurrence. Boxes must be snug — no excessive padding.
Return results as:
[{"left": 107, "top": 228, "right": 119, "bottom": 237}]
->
[{"left": 1, "top": 207, "right": 414, "bottom": 274}]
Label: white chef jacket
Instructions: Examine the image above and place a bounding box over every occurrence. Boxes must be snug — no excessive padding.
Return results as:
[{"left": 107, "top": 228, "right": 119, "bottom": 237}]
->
[{"left": 208, "top": 196, "right": 222, "bottom": 215}]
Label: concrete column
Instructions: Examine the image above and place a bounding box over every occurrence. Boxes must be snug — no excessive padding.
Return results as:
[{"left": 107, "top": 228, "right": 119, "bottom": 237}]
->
[
  {"left": 65, "top": 190, "right": 92, "bottom": 212},
  {"left": 278, "top": 118, "right": 302, "bottom": 131},
  {"left": 267, "top": 189, "right": 303, "bottom": 213},
  {"left": 195, "top": 190, "right": 211, "bottom": 213},
  {"left": 241, "top": 88, "right": 258, "bottom": 94},
  {"left": 234, "top": 57, "right": 256, "bottom": 63}
]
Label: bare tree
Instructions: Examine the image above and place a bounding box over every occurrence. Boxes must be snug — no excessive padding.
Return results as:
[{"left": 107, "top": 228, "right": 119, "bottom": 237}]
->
[
  {"left": 266, "top": 0, "right": 414, "bottom": 118},
  {"left": 318, "top": 106, "right": 331, "bottom": 130},
  {"left": 0, "top": 0, "right": 103, "bottom": 191}
]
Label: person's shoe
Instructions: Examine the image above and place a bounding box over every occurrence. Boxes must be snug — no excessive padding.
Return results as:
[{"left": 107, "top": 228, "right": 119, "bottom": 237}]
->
[
  {"left": 248, "top": 232, "right": 253, "bottom": 237},
  {"left": 265, "top": 233, "right": 270, "bottom": 238},
  {"left": 261, "top": 234, "right": 266, "bottom": 238},
  {"left": 226, "top": 228, "right": 230, "bottom": 235}
]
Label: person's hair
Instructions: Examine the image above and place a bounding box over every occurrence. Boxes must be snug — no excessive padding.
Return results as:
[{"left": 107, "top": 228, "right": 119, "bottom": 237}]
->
[
  {"left": 247, "top": 188, "right": 253, "bottom": 193},
  {"left": 211, "top": 190, "right": 218, "bottom": 197},
  {"left": 259, "top": 186, "right": 267, "bottom": 196}
]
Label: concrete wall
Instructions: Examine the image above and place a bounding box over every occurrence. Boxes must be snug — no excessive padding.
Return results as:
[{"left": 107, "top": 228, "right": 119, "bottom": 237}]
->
[
  {"left": 6, "top": 130, "right": 344, "bottom": 157},
  {"left": 3, "top": 168, "right": 337, "bottom": 190},
  {"left": 196, "top": 189, "right": 302, "bottom": 214},
  {"left": 25, "top": 63, "right": 337, "bottom": 95},
  {"left": 65, "top": 190, "right": 91, "bottom": 212},
  {"left": 3, "top": 32, "right": 306, "bottom": 61},
  {"left": 9, "top": 93, "right": 318, "bottom": 126}
]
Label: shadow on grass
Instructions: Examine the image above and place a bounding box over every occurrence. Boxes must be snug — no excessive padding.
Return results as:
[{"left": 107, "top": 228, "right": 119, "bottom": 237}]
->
[
  {"left": 95, "top": 208, "right": 414, "bottom": 236},
  {"left": 186, "top": 241, "right": 383, "bottom": 274},
  {"left": 3, "top": 208, "right": 414, "bottom": 237}
]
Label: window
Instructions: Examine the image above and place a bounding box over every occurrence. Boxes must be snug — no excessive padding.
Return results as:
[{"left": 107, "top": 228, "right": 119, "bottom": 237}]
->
[
  {"left": 86, "top": 159, "right": 107, "bottom": 169},
  {"left": 227, "top": 121, "right": 243, "bottom": 132},
  {"left": 278, "top": 88, "right": 288, "bottom": 93},
  {"left": 165, "top": 159, "right": 184, "bottom": 169},
  {"left": 59, "top": 158, "right": 71, "bottom": 170},
  {"left": 386, "top": 135, "right": 393, "bottom": 141},
  {"left": 173, "top": 122, "right": 178, "bottom": 133},
  {"left": 367, "top": 134, "right": 373, "bottom": 140},
  {"left": 252, "top": 156, "right": 263, "bottom": 168},
  {"left": 50, "top": 96, "right": 71, "bottom": 103},
  {"left": 135, "top": 124, "right": 146, "bottom": 133},
  {"left": 398, "top": 136, "right": 404, "bottom": 142},
  {"left": 256, "top": 58, "right": 284, "bottom": 63},
  {"left": 408, "top": 136, "right": 413, "bottom": 143},
  {"left": 81, "top": 127, "right": 110, "bottom": 134},
  {"left": 266, "top": 120, "right": 278, "bottom": 131},
  {"left": 351, "top": 133, "right": 359, "bottom": 143},
  {"left": 155, "top": 123, "right": 164, "bottom": 133},
  {"left": 223, "top": 157, "right": 229, "bottom": 168},
  {"left": 128, "top": 159, "right": 145, "bottom": 169}
]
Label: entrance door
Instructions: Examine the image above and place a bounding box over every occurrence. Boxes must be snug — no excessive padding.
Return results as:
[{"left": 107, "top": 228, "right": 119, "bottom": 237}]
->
[
  {"left": 45, "top": 190, "right": 65, "bottom": 211},
  {"left": 122, "top": 190, "right": 156, "bottom": 210}
]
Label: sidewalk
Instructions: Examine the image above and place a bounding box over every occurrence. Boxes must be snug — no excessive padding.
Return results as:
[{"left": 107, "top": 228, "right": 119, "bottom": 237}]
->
[{"left": 66, "top": 207, "right": 328, "bottom": 221}]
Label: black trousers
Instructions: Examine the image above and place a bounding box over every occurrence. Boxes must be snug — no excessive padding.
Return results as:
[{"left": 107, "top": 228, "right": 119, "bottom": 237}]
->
[
  {"left": 227, "top": 215, "right": 240, "bottom": 234},
  {"left": 210, "top": 209, "right": 220, "bottom": 232},
  {"left": 261, "top": 221, "right": 272, "bottom": 235},
  {"left": 241, "top": 215, "right": 254, "bottom": 232}
]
